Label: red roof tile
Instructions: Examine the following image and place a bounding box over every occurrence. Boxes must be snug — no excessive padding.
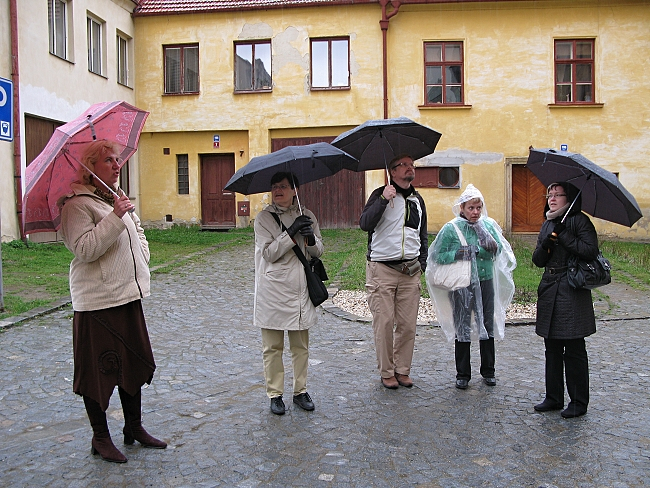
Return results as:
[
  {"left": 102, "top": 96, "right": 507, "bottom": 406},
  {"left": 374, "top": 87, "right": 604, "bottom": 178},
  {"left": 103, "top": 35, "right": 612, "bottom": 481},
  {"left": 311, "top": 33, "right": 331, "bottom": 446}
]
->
[{"left": 133, "top": 0, "right": 376, "bottom": 15}]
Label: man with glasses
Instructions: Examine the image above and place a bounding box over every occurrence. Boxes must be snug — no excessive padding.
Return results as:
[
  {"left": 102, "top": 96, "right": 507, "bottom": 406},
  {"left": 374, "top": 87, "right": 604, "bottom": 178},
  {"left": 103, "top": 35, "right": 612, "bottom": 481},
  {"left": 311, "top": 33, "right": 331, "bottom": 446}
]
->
[{"left": 360, "top": 155, "right": 428, "bottom": 389}]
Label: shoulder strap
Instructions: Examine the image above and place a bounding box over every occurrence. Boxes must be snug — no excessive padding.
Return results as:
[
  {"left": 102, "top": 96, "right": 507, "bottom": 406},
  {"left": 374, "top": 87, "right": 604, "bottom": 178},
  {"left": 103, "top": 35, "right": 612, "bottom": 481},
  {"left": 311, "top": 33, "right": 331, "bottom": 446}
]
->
[
  {"left": 271, "top": 212, "right": 311, "bottom": 271},
  {"left": 451, "top": 221, "right": 468, "bottom": 246}
]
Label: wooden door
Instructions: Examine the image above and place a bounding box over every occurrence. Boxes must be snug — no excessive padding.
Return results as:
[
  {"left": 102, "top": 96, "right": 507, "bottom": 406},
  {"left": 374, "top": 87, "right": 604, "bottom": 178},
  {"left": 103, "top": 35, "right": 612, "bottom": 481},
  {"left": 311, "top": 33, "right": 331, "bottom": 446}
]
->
[
  {"left": 25, "top": 115, "right": 63, "bottom": 166},
  {"left": 271, "top": 137, "right": 365, "bottom": 228},
  {"left": 201, "top": 154, "right": 235, "bottom": 229},
  {"left": 512, "top": 165, "right": 546, "bottom": 233}
]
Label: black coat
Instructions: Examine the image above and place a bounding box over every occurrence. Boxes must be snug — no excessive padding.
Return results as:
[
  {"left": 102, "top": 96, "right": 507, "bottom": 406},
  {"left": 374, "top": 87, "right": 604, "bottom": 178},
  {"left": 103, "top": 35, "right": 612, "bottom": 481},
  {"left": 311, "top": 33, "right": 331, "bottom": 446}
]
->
[{"left": 532, "top": 212, "right": 599, "bottom": 339}]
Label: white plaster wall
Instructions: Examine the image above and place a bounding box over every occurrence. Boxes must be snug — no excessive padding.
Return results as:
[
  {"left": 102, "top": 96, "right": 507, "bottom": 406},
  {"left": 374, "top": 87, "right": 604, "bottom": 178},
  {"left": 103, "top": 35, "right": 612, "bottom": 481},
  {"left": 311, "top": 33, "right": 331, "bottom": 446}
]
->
[
  {"left": 0, "top": 0, "right": 19, "bottom": 242},
  {"left": 13, "top": 0, "right": 140, "bottom": 239}
]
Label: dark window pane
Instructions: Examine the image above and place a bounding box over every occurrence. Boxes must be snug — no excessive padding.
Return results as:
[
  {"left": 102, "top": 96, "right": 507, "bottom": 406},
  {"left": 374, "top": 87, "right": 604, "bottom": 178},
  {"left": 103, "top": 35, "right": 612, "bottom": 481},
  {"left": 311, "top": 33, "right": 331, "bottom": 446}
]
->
[
  {"left": 555, "top": 42, "right": 572, "bottom": 59},
  {"left": 556, "top": 85, "right": 572, "bottom": 102},
  {"left": 165, "top": 47, "right": 181, "bottom": 93},
  {"left": 576, "top": 42, "right": 593, "bottom": 59},
  {"left": 576, "top": 63, "right": 592, "bottom": 82},
  {"left": 427, "top": 86, "right": 442, "bottom": 104},
  {"left": 177, "top": 154, "right": 189, "bottom": 194},
  {"left": 235, "top": 44, "right": 253, "bottom": 91},
  {"left": 439, "top": 167, "right": 460, "bottom": 187},
  {"left": 576, "top": 84, "right": 592, "bottom": 102},
  {"left": 426, "top": 66, "right": 442, "bottom": 85},
  {"left": 184, "top": 46, "right": 199, "bottom": 92},
  {"left": 556, "top": 64, "right": 572, "bottom": 83},
  {"left": 446, "top": 65, "right": 461, "bottom": 84},
  {"left": 254, "top": 43, "right": 272, "bottom": 89},
  {"left": 446, "top": 86, "right": 461, "bottom": 103}
]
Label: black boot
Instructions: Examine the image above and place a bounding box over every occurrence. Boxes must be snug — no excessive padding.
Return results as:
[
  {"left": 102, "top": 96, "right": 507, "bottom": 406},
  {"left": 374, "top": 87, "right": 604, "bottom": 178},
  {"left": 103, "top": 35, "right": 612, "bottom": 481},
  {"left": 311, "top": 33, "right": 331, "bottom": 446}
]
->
[
  {"left": 83, "top": 396, "right": 127, "bottom": 463},
  {"left": 118, "top": 387, "right": 167, "bottom": 449}
]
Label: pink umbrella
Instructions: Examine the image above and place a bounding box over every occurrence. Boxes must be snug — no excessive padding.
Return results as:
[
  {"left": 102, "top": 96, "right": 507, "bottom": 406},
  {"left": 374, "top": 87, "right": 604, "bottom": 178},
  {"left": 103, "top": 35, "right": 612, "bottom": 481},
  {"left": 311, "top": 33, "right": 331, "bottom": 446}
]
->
[{"left": 22, "top": 101, "right": 149, "bottom": 234}]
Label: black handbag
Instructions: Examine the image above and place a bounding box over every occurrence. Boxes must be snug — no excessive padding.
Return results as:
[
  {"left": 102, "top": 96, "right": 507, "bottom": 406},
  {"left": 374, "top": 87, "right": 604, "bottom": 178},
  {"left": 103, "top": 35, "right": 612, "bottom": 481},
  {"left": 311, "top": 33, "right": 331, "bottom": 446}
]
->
[
  {"left": 567, "top": 252, "right": 611, "bottom": 290},
  {"left": 271, "top": 213, "right": 329, "bottom": 306}
]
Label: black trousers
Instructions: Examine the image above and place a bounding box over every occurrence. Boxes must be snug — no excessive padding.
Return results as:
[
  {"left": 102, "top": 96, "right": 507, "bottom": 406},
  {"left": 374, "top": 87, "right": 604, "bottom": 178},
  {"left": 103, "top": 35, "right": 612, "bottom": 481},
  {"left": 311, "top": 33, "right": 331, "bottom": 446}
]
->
[
  {"left": 455, "top": 338, "right": 495, "bottom": 380},
  {"left": 543, "top": 337, "right": 589, "bottom": 408},
  {"left": 453, "top": 280, "right": 495, "bottom": 380}
]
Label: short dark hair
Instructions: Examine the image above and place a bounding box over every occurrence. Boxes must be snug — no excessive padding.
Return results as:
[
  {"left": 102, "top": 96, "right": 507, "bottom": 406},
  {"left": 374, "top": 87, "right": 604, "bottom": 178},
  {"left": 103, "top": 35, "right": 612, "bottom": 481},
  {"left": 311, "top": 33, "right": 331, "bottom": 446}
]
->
[
  {"left": 270, "top": 172, "right": 299, "bottom": 189},
  {"left": 388, "top": 154, "right": 413, "bottom": 171}
]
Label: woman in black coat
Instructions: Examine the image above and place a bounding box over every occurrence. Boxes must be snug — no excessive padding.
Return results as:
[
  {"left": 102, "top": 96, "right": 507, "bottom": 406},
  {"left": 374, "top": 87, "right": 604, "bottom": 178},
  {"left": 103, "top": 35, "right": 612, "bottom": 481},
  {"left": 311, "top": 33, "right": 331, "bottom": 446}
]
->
[{"left": 532, "top": 181, "right": 599, "bottom": 418}]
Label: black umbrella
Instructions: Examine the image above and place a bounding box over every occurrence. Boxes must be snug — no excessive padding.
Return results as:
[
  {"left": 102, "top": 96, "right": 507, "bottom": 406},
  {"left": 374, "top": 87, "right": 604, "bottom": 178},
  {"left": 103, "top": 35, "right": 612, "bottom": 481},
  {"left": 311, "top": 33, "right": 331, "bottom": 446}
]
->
[
  {"left": 526, "top": 148, "right": 643, "bottom": 227},
  {"left": 224, "top": 142, "right": 357, "bottom": 209},
  {"left": 331, "top": 117, "right": 442, "bottom": 172}
]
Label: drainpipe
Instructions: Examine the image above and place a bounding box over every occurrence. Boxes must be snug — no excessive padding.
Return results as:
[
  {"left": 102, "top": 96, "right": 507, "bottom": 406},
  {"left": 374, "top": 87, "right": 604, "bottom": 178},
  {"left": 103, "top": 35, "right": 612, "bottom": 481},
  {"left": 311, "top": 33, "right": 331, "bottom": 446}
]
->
[
  {"left": 379, "top": 0, "right": 401, "bottom": 119},
  {"left": 10, "top": 0, "right": 23, "bottom": 239}
]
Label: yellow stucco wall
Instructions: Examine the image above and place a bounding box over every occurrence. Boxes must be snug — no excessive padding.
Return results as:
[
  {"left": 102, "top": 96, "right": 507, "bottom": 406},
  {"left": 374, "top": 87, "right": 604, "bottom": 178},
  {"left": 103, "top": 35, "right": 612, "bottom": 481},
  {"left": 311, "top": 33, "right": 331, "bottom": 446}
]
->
[
  {"left": 387, "top": 0, "right": 650, "bottom": 236},
  {"left": 134, "top": 0, "right": 649, "bottom": 239},
  {"left": 138, "top": 130, "right": 249, "bottom": 224}
]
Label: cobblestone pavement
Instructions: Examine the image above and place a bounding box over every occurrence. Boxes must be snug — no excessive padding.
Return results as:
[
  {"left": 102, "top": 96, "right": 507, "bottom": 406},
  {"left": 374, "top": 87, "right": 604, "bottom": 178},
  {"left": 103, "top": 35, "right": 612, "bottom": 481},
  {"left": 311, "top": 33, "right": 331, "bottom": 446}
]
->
[{"left": 1, "top": 240, "right": 649, "bottom": 487}]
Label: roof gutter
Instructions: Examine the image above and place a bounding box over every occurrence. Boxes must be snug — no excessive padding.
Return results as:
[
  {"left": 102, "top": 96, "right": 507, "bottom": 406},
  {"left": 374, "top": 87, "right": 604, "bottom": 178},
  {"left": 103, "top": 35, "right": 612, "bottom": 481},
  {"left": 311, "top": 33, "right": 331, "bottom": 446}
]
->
[
  {"left": 379, "top": 0, "right": 401, "bottom": 119},
  {"left": 10, "top": 0, "right": 23, "bottom": 239}
]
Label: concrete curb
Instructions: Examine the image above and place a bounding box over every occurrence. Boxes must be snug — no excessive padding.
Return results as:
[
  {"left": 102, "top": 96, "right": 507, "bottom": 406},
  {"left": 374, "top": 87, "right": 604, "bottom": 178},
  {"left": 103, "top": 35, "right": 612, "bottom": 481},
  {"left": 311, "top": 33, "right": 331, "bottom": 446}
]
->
[{"left": 0, "top": 296, "right": 72, "bottom": 330}]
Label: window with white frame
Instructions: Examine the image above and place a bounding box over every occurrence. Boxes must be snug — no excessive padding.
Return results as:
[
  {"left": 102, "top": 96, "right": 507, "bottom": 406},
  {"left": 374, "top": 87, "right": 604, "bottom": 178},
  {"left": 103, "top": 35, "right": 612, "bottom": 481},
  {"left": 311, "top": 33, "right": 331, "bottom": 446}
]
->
[
  {"left": 234, "top": 41, "right": 272, "bottom": 92},
  {"left": 87, "top": 16, "right": 104, "bottom": 75},
  {"left": 164, "top": 44, "right": 200, "bottom": 94},
  {"left": 48, "top": 0, "right": 68, "bottom": 59},
  {"left": 310, "top": 37, "right": 350, "bottom": 90},
  {"left": 117, "top": 33, "right": 130, "bottom": 86}
]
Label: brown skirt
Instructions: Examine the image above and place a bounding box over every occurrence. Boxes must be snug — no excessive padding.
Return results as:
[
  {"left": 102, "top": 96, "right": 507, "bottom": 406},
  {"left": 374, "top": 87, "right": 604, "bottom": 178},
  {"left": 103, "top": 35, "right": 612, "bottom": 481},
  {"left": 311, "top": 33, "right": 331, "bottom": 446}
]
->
[{"left": 73, "top": 300, "right": 155, "bottom": 411}]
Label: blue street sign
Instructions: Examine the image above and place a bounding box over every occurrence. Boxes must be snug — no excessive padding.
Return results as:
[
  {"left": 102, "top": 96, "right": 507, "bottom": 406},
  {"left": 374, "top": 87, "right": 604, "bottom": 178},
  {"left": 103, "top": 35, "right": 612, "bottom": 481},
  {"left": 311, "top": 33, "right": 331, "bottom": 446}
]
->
[{"left": 0, "top": 77, "right": 13, "bottom": 142}]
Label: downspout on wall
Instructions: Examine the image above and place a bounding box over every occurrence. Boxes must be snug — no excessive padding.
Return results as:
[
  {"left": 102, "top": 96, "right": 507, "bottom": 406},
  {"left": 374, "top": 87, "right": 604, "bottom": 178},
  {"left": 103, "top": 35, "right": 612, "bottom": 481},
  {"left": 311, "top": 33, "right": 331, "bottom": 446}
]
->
[
  {"left": 380, "top": 0, "right": 401, "bottom": 119},
  {"left": 10, "top": 0, "right": 23, "bottom": 239}
]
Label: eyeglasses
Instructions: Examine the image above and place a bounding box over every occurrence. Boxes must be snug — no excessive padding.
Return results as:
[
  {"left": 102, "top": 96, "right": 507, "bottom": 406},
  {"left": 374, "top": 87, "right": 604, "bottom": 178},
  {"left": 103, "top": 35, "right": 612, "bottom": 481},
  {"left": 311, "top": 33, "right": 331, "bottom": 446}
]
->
[
  {"left": 271, "top": 184, "right": 291, "bottom": 191},
  {"left": 391, "top": 162, "right": 415, "bottom": 170},
  {"left": 545, "top": 193, "right": 566, "bottom": 199}
]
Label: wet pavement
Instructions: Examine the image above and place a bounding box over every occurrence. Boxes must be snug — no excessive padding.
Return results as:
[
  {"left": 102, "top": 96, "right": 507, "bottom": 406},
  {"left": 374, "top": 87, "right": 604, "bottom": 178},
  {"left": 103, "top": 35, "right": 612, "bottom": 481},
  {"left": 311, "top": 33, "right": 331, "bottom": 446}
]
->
[{"left": 1, "top": 238, "right": 649, "bottom": 487}]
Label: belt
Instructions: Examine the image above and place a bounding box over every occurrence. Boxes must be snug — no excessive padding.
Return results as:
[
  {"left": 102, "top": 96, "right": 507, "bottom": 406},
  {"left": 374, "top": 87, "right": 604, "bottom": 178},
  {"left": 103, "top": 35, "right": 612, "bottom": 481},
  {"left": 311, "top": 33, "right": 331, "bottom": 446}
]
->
[{"left": 545, "top": 266, "right": 567, "bottom": 275}]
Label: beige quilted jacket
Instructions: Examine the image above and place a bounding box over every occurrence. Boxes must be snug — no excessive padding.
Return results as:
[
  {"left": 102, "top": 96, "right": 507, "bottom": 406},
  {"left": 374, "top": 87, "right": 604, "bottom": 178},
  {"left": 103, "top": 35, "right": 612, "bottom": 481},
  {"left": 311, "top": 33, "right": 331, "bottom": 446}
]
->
[{"left": 60, "top": 184, "right": 150, "bottom": 312}]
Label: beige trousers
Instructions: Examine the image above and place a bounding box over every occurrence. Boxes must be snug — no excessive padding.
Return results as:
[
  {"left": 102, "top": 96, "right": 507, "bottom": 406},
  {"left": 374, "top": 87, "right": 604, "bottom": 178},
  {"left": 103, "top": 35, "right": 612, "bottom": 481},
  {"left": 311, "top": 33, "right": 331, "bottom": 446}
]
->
[
  {"left": 366, "top": 261, "right": 421, "bottom": 378},
  {"left": 261, "top": 328, "right": 309, "bottom": 398}
]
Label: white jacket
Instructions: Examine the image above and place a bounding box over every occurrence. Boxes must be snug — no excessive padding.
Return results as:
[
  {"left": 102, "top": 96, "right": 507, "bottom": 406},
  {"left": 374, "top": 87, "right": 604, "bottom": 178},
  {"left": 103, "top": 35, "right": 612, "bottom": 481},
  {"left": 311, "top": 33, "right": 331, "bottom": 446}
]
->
[{"left": 253, "top": 202, "right": 324, "bottom": 330}]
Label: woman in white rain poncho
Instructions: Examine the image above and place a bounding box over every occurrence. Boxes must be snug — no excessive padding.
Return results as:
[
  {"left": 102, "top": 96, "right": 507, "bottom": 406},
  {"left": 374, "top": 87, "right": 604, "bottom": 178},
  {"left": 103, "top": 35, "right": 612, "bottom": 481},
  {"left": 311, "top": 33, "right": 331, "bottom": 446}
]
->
[{"left": 426, "top": 184, "right": 516, "bottom": 389}]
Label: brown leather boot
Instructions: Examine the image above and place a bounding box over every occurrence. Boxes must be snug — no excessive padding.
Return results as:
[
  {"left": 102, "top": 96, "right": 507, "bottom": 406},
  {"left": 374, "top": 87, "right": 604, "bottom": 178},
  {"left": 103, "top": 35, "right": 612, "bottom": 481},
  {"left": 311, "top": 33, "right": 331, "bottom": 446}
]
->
[
  {"left": 119, "top": 387, "right": 167, "bottom": 449},
  {"left": 83, "top": 396, "right": 127, "bottom": 463}
]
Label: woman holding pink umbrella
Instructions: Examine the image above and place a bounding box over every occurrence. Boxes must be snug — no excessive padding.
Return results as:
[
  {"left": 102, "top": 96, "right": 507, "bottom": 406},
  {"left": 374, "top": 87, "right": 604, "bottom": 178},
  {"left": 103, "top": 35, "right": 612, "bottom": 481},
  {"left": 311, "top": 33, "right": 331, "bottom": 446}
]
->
[{"left": 58, "top": 140, "right": 166, "bottom": 463}]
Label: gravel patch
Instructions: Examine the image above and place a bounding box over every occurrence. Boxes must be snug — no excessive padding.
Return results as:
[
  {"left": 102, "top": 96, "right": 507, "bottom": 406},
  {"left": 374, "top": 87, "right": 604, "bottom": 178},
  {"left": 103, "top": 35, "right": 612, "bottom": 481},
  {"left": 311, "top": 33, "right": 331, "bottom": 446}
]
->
[{"left": 332, "top": 290, "right": 536, "bottom": 323}]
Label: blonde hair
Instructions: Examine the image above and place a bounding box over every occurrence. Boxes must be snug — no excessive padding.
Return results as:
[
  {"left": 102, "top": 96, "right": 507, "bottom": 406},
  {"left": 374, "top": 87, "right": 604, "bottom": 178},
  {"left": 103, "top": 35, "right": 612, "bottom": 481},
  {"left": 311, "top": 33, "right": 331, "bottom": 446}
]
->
[{"left": 77, "top": 140, "right": 122, "bottom": 185}]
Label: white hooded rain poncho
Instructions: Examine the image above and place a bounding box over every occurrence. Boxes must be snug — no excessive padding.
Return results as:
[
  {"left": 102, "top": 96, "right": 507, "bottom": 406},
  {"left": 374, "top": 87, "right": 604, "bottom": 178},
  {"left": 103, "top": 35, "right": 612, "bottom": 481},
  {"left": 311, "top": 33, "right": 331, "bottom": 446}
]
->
[{"left": 425, "top": 184, "right": 516, "bottom": 342}]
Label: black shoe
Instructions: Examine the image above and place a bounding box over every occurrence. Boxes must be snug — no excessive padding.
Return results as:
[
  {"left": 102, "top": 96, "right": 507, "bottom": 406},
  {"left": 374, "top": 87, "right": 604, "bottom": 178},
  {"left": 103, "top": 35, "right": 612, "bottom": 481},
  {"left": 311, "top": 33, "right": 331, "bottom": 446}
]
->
[
  {"left": 561, "top": 402, "right": 587, "bottom": 418},
  {"left": 293, "top": 392, "right": 315, "bottom": 411},
  {"left": 455, "top": 379, "right": 468, "bottom": 390},
  {"left": 534, "top": 399, "right": 563, "bottom": 412},
  {"left": 270, "top": 396, "right": 285, "bottom": 415},
  {"left": 483, "top": 377, "right": 497, "bottom": 387}
]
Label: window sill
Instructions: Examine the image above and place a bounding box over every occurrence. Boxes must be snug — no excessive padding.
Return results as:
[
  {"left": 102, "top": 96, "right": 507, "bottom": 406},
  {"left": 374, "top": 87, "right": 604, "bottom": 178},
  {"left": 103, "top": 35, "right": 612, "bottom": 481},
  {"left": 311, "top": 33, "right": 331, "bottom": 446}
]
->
[
  {"left": 50, "top": 52, "right": 74, "bottom": 64},
  {"left": 310, "top": 86, "right": 351, "bottom": 92},
  {"left": 234, "top": 89, "right": 273, "bottom": 94},
  {"left": 418, "top": 104, "right": 472, "bottom": 110},
  {"left": 163, "top": 92, "right": 200, "bottom": 96},
  {"left": 89, "top": 70, "right": 108, "bottom": 79},
  {"left": 548, "top": 103, "right": 604, "bottom": 108}
]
